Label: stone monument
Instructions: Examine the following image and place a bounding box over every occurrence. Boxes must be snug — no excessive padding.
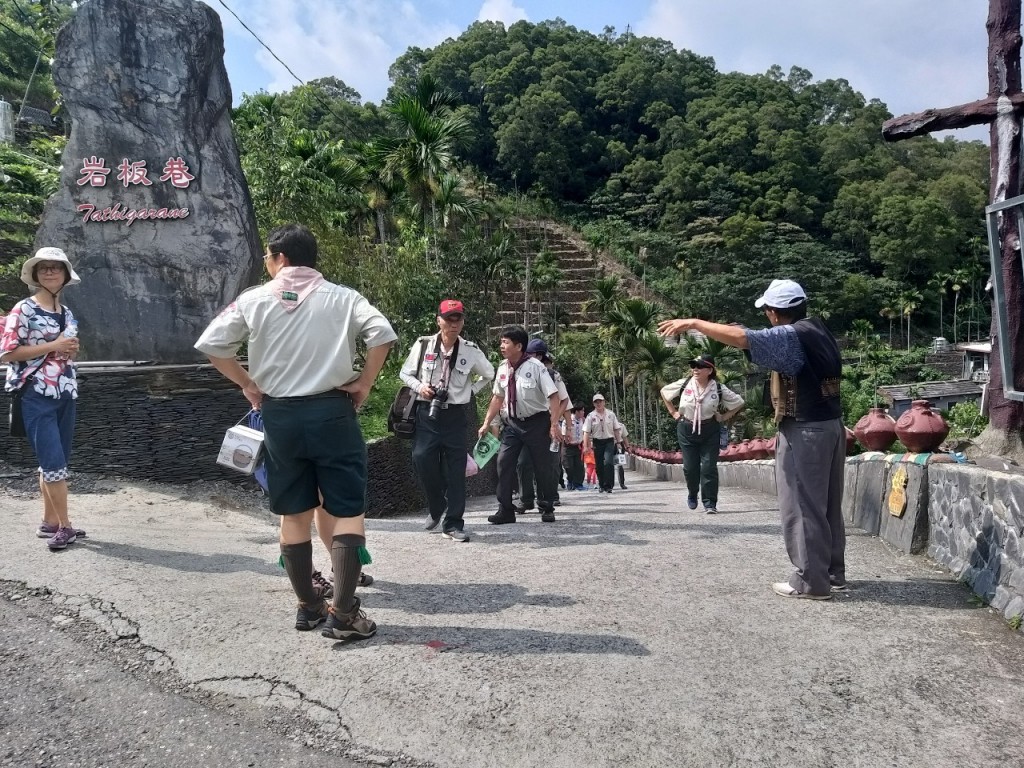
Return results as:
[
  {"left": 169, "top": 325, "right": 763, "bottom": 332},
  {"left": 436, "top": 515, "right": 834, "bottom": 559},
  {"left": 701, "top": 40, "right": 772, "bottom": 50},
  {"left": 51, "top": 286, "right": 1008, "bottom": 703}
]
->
[{"left": 33, "top": 0, "right": 262, "bottom": 362}]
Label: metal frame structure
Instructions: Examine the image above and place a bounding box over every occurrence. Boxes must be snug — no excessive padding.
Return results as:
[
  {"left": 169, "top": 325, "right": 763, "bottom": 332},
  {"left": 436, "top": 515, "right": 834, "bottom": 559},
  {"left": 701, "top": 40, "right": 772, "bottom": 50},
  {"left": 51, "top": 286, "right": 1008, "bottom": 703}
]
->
[{"left": 984, "top": 194, "right": 1024, "bottom": 401}]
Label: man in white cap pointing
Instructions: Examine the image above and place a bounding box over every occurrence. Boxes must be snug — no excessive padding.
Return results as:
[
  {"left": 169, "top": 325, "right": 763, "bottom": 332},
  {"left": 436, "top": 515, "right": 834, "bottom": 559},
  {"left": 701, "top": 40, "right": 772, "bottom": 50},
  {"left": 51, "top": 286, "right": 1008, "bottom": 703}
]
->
[{"left": 657, "top": 279, "right": 846, "bottom": 600}]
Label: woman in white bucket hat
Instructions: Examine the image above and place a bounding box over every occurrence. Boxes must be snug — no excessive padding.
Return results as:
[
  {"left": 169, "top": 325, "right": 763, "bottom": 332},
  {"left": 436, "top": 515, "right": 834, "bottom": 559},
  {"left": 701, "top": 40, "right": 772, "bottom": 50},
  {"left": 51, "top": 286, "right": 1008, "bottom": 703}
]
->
[{"left": 1, "top": 247, "right": 86, "bottom": 551}]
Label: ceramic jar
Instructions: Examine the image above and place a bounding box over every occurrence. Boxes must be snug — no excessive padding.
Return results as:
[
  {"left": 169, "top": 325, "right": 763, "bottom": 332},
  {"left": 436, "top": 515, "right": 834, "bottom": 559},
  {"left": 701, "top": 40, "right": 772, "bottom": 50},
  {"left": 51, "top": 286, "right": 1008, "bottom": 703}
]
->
[
  {"left": 854, "top": 407, "right": 898, "bottom": 451},
  {"left": 894, "top": 400, "right": 950, "bottom": 453}
]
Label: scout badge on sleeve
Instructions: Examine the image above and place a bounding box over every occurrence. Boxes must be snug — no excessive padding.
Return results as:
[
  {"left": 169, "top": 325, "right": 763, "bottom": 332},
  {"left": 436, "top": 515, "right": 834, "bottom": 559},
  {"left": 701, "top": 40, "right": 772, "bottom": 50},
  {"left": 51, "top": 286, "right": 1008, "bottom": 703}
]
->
[{"left": 472, "top": 432, "right": 500, "bottom": 469}]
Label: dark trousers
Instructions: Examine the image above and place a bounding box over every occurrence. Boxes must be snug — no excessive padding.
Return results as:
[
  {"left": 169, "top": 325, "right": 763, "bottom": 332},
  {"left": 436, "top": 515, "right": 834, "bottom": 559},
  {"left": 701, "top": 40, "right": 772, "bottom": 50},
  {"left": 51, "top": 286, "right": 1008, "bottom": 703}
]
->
[
  {"left": 593, "top": 437, "right": 616, "bottom": 491},
  {"left": 776, "top": 418, "right": 846, "bottom": 595},
  {"left": 496, "top": 413, "right": 556, "bottom": 515},
  {"left": 563, "top": 443, "right": 584, "bottom": 488},
  {"left": 518, "top": 448, "right": 561, "bottom": 505},
  {"left": 411, "top": 403, "right": 468, "bottom": 532},
  {"left": 677, "top": 419, "right": 720, "bottom": 507}
]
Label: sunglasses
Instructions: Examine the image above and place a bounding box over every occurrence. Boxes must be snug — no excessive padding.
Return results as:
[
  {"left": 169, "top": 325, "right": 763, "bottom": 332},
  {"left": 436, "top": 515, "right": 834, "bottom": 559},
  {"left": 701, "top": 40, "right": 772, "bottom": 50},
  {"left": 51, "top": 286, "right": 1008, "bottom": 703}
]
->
[{"left": 689, "top": 363, "right": 712, "bottom": 370}]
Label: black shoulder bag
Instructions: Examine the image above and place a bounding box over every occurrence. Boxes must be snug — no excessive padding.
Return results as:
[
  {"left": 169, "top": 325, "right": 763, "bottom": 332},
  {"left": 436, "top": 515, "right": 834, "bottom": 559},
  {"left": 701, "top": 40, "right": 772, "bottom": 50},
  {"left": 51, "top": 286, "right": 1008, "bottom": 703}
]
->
[{"left": 387, "top": 339, "right": 428, "bottom": 439}]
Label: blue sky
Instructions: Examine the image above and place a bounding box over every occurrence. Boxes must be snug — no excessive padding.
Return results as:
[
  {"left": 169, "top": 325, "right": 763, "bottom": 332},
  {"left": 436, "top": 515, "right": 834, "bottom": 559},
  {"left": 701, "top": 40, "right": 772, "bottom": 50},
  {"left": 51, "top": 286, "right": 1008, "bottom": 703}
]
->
[{"left": 215, "top": 0, "right": 990, "bottom": 141}]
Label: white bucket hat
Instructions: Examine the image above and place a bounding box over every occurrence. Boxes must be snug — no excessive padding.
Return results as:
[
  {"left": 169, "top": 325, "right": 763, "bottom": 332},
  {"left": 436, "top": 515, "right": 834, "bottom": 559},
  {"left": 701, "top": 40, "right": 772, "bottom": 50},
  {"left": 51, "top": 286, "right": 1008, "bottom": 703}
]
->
[
  {"left": 754, "top": 279, "right": 806, "bottom": 309},
  {"left": 21, "top": 247, "right": 81, "bottom": 289}
]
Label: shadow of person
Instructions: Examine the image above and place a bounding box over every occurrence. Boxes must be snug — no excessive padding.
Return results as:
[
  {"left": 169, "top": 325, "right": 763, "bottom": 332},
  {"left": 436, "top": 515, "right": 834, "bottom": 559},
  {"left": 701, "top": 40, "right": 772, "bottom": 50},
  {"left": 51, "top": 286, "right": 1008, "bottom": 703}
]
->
[
  {"left": 833, "top": 577, "right": 981, "bottom": 609},
  {"left": 366, "top": 581, "right": 576, "bottom": 615},
  {"left": 76, "top": 539, "right": 279, "bottom": 577}
]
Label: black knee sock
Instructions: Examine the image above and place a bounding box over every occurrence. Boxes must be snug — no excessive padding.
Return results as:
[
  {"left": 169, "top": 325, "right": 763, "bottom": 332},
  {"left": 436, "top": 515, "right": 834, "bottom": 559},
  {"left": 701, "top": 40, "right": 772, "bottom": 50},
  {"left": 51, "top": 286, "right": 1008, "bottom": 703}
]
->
[
  {"left": 331, "top": 534, "right": 365, "bottom": 615},
  {"left": 280, "top": 540, "right": 319, "bottom": 606}
]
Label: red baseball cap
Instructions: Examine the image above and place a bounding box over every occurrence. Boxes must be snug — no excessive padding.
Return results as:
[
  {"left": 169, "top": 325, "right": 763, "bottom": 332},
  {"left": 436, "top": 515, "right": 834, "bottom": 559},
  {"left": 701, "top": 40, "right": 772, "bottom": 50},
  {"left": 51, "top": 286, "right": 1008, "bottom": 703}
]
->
[{"left": 438, "top": 299, "right": 465, "bottom": 317}]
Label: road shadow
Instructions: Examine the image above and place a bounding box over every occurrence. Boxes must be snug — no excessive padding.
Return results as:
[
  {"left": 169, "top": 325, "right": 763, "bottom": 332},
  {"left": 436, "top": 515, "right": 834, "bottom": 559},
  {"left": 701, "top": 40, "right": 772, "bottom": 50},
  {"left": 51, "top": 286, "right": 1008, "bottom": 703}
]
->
[
  {"left": 336, "top": 624, "right": 650, "bottom": 656},
  {"left": 365, "top": 581, "right": 576, "bottom": 615},
  {"left": 834, "top": 577, "right": 978, "bottom": 609},
  {"left": 77, "top": 539, "right": 279, "bottom": 576}
]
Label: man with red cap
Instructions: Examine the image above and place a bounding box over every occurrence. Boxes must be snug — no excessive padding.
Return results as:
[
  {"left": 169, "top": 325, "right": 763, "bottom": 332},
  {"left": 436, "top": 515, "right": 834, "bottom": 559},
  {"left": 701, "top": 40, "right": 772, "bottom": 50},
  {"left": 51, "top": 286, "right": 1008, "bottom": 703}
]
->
[{"left": 400, "top": 299, "right": 494, "bottom": 541}]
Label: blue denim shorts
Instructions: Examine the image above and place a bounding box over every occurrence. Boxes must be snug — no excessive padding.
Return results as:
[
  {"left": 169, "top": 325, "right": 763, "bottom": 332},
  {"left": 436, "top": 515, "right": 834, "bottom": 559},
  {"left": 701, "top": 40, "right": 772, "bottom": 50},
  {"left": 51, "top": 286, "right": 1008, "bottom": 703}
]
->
[{"left": 21, "top": 388, "right": 76, "bottom": 482}]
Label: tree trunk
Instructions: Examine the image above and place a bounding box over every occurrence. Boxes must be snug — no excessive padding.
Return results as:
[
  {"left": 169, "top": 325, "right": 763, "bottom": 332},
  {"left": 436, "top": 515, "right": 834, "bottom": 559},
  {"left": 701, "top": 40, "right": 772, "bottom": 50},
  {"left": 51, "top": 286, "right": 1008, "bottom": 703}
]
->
[{"left": 977, "top": 0, "right": 1024, "bottom": 461}]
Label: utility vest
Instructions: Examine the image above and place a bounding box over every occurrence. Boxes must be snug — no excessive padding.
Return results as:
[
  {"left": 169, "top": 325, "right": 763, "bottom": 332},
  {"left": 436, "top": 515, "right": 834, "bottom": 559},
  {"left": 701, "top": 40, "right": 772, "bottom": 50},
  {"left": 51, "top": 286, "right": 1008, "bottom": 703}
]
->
[{"left": 770, "top": 317, "right": 842, "bottom": 423}]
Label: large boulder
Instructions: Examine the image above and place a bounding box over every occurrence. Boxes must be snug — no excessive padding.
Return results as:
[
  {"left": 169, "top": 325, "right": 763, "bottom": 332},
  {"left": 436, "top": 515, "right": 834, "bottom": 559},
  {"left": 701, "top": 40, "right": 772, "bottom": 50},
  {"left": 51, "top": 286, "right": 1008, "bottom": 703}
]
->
[{"left": 33, "top": 0, "right": 261, "bottom": 362}]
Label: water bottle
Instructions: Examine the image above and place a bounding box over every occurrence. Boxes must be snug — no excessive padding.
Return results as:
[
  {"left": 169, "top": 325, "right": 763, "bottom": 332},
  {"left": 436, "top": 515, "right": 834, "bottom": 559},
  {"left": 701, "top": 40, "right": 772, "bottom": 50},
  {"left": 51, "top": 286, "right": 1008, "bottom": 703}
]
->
[
  {"left": 59, "top": 320, "right": 78, "bottom": 360},
  {"left": 549, "top": 439, "right": 560, "bottom": 452}
]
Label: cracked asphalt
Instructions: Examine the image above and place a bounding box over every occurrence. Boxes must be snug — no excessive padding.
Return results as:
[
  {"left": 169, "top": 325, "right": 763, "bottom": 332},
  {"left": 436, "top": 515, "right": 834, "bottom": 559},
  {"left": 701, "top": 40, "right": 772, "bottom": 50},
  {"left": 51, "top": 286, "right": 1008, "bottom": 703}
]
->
[{"left": 1, "top": 469, "right": 1023, "bottom": 768}]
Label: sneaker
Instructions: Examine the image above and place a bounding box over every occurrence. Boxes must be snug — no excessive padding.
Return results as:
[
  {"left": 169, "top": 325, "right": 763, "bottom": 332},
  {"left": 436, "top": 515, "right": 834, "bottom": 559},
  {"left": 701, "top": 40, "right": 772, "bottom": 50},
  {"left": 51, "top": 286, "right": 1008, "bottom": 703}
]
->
[
  {"left": 686, "top": 496, "right": 698, "bottom": 510},
  {"left": 541, "top": 510, "right": 556, "bottom": 523},
  {"left": 443, "top": 529, "right": 470, "bottom": 542},
  {"left": 321, "top": 598, "right": 377, "bottom": 641},
  {"left": 487, "top": 511, "right": 516, "bottom": 525},
  {"left": 359, "top": 572, "right": 374, "bottom": 587},
  {"left": 552, "top": 500, "right": 561, "bottom": 507},
  {"left": 295, "top": 600, "right": 329, "bottom": 631},
  {"left": 514, "top": 503, "right": 535, "bottom": 514},
  {"left": 312, "top": 570, "right": 334, "bottom": 600},
  {"left": 830, "top": 579, "right": 848, "bottom": 592},
  {"left": 772, "top": 582, "right": 831, "bottom": 600},
  {"left": 37, "top": 522, "right": 87, "bottom": 539},
  {"left": 574, "top": 485, "right": 586, "bottom": 491},
  {"left": 619, "top": 485, "right": 628, "bottom": 490},
  {"left": 46, "top": 527, "right": 78, "bottom": 551},
  {"left": 704, "top": 506, "right": 717, "bottom": 515},
  {"left": 425, "top": 516, "right": 442, "bottom": 532}
]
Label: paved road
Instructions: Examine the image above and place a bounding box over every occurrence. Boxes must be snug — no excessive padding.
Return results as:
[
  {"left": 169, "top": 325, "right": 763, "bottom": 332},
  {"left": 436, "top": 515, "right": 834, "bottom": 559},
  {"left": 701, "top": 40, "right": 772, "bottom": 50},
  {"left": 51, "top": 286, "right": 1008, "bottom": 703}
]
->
[{"left": 1, "top": 471, "right": 1022, "bottom": 768}]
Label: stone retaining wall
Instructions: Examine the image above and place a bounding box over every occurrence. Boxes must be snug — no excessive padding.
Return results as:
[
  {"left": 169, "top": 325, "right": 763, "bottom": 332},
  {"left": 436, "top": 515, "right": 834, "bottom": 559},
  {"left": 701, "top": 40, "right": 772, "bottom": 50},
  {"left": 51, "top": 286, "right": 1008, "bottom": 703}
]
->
[
  {"left": 627, "top": 453, "right": 1024, "bottom": 628},
  {"left": 0, "top": 365, "right": 495, "bottom": 518}
]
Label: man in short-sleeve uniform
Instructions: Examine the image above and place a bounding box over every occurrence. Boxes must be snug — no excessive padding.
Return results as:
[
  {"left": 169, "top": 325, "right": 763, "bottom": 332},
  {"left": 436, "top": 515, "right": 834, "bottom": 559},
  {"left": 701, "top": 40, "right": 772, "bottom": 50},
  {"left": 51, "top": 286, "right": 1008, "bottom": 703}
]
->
[
  {"left": 582, "top": 393, "right": 622, "bottom": 493},
  {"left": 658, "top": 279, "right": 845, "bottom": 600},
  {"left": 515, "top": 338, "right": 570, "bottom": 512},
  {"left": 400, "top": 299, "right": 494, "bottom": 541},
  {"left": 196, "top": 223, "right": 397, "bottom": 639},
  {"left": 479, "top": 326, "right": 562, "bottom": 524}
]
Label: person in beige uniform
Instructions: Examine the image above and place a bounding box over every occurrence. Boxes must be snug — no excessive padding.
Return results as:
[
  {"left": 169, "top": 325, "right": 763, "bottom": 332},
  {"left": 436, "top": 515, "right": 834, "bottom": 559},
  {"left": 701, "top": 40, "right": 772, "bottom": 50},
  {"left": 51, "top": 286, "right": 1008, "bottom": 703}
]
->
[
  {"left": 195, "top": 223, "right": 396, "bottom": 641},
  {"left": 582, "top": 393, "right": 622, "bottom": 493},
  {"left": 478, "top": 326, "right": 562, "bottom": 524},
  {"left": 661, "top": 353, "right": 744, "bottom": 514},
  {"left": 400, "top": 299, "right": 494, "bottom": 541}
]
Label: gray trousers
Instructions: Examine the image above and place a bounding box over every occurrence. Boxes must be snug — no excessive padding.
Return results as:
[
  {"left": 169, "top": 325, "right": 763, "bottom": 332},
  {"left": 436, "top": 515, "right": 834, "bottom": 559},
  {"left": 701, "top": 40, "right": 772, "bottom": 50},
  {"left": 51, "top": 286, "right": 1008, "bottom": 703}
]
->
[{"left": 775, "top": 418, "right": 846, "bottom": 595}]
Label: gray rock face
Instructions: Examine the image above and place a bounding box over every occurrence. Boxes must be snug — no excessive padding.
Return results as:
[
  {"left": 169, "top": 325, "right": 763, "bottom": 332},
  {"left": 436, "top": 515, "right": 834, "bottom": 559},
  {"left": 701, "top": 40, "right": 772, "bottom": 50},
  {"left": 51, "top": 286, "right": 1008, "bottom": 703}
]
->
[{"left": 33, "top": 0, "right": 261, "bottom": 362}]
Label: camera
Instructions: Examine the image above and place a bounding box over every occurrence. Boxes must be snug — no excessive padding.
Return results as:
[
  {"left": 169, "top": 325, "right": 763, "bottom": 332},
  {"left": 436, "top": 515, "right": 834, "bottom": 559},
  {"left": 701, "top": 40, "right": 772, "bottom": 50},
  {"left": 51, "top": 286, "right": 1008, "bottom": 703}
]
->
[{"left": 428, "top": 387, "right": 449, "bottom": 419}]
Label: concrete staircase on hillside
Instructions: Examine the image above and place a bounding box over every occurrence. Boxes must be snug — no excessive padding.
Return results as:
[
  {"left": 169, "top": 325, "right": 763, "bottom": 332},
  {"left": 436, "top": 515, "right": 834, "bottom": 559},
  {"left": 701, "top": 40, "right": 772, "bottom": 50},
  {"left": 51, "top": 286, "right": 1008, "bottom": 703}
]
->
[{"left": 491, "top": 219, "right": 657, "bottom": 336}]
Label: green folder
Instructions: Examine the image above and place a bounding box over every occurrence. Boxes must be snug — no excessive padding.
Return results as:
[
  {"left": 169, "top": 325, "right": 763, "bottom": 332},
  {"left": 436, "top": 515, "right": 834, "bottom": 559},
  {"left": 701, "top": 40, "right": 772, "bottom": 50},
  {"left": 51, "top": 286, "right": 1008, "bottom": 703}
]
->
[{"left": 472, "top": 433, "right": 501, "bottom": 469}]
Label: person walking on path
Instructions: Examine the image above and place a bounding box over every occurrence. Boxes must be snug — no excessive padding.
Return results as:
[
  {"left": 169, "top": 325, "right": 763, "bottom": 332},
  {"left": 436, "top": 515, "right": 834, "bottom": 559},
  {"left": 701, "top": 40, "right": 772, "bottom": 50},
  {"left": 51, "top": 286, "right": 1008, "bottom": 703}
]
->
[
  {"left": 1, "top": 248, "right": 85, "bottom": 551},
  {"left": 196, "top": 223, "right": 397, "bottom": 639},
  {"left": 660, "top": 354, "right": 744, "bottom": 514},
  {"left": 514, "top": 338, "right": 570, "bottom": 512},
  {"left": 616, "top": 423, "right": 631, "bottom": 490},
  {"left": 400, "top": 299, "right": 494, "bottom": 542},
  {"left": 582, "top": 393, "right": 623, "bottom": 493},
  {"left": 563, "top": 403, "right": 587, "bottom": 490},
  {"left": 478, "top": 326, "right": 562, "bottom": 524},
  {"left": 658, "top": 279, "right": 845, "bottom": 600}
]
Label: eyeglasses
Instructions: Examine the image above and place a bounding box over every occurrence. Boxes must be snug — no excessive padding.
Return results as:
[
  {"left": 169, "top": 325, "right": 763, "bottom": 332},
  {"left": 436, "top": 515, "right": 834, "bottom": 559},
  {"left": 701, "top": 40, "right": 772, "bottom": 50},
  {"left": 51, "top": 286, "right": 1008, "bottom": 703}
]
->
[{"left": 37, "top": 264, "right": 65, "bottom": 274}]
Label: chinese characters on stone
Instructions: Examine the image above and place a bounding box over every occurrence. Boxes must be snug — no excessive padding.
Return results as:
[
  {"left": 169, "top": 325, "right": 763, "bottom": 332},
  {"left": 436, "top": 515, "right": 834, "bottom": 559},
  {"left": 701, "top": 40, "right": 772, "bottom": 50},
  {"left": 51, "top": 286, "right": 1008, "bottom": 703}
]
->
[
  {"left": 74, "top": 155, "right": 194, "bottom": 225},
  {"left": 77, "top": 156, "right": 195, "bottom": 189}
]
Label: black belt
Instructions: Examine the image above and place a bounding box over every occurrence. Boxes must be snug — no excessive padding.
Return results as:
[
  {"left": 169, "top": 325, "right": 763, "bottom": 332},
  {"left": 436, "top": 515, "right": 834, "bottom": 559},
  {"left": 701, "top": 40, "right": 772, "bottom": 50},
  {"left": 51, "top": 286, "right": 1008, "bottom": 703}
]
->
[
  {"left": 511, "top": 411, "right": 548, "bottom": 423},
  {"left": 263, "top": 389, "right": 351, "bottom": 402}
]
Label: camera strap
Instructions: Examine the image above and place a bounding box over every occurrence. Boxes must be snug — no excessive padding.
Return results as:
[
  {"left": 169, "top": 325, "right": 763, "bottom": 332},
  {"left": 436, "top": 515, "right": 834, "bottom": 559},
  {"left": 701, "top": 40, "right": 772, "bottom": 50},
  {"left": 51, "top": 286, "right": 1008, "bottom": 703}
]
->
[{"left": 432, "top": 335, "right": 460, "bottom": 390}]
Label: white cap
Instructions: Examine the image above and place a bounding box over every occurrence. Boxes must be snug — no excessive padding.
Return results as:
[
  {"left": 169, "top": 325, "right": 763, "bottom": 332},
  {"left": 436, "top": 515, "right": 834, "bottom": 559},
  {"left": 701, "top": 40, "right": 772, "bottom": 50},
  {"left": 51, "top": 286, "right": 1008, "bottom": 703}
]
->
[
  {"left": 754, "top": 279, "right": 806, "bottom": 309},
  {"left": 21, "top": 247, "right": 81, "bottom": 289},
  {"left": 593, "top": 393, "right": 605, "bottom": 401}
]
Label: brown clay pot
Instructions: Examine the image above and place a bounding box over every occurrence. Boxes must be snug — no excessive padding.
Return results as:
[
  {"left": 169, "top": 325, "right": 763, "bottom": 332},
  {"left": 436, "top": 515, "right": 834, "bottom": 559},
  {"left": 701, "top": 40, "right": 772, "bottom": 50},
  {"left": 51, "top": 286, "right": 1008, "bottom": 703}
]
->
[
  {"left": 894, "top": 400, "right": 950, "bottom": 453},
  {"left": 854, "top": 407, "right": 898, "bottom": 451}
]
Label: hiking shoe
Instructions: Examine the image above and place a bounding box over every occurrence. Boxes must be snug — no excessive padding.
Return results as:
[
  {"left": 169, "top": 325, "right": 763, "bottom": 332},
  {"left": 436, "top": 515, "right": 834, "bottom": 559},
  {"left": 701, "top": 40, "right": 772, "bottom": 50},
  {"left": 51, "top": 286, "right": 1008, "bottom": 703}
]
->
[
  {"left": 312, "top": 570, "right": 334, "bottom": 600},
  {"left": 704, "top": 506, "right": 717, "bottom": 515},
  {"left": 359, "top": 572, "right": 374, "bottom": 587},
  {"left": 514, "top": 503, "right": 535, "bottom": 514},
  {"left": 619, "top": 485, "right": 628, "bottom": 490},
  {"left": 295, "top": 600, "right": 329, "bottom": 631},
  {"left": 487, "top": 511, "right": 516, "bottom": 525},
  {"left": 425, "top": 516, "right": 442, "bottom": 532},
  {"left": 772, "top": 582, "right": 831, "bottom": 601},
  {"left": 322, "top": 599, "right": 377, "bottom": 641},
  {"left": 541, "top": 510, "right": 556, "bottom": 523},
  {"left": 37, "top": 522, "right": 87, "bottom": 539},
  {"left": 46, "top": 527, "right": 78, "bottom": 551},
  {"left": 687, "top": 496, "right": 698, "bottom": 510},
  {"left": 443, "top": 529, "right": 470, "bottom": 542}
]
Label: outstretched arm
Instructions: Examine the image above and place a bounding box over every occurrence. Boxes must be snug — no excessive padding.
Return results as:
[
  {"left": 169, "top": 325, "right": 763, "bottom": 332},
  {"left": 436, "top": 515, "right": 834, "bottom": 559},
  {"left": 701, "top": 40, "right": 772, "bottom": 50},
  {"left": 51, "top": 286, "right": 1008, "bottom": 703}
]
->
[{"left": 657, "top": 319, "right": 749, "bottom": 349}]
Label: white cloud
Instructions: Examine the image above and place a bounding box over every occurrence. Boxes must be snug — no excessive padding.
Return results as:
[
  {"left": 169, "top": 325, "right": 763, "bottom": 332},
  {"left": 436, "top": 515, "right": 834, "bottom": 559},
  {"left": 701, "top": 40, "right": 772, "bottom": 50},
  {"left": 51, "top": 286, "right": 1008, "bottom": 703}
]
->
[
  {"left": 231, "top": 0, "right": 461, "bottom": 103},
  {"left": 477, "top": 0, "right": 528, "bottom": 26},
  {"left": 637, "top": 0, "right": 988, "bottom": 139}
]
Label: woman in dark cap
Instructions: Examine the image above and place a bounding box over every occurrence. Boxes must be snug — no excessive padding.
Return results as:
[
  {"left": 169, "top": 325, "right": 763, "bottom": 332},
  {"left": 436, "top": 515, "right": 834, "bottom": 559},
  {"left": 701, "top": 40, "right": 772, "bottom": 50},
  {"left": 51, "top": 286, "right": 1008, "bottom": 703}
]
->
[{"left": 660, "top": 353, "right": 744, "bottom": 514}]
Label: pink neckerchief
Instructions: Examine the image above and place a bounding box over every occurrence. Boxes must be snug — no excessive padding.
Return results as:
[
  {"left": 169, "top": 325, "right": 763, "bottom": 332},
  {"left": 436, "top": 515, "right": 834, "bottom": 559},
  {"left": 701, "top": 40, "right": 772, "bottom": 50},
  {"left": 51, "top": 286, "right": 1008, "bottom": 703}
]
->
[
  {"left": 268, "top": 266, "right": 325, "bottom": 313},
  {"left": 690, "top": 377, "right": 712, "bottom": 434}
]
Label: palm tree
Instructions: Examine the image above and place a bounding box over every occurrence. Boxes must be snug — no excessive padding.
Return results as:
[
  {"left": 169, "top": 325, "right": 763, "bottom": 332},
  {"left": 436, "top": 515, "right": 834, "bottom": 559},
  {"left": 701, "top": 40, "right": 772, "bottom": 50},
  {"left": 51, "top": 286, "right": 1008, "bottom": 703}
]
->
[
  {"left": 897, "top": 289, "right": 923, "bottom": 351},
  {"left": 629, "top": 336, "right": 678, "bottom": 447}
]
